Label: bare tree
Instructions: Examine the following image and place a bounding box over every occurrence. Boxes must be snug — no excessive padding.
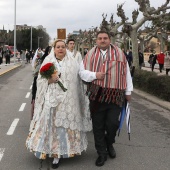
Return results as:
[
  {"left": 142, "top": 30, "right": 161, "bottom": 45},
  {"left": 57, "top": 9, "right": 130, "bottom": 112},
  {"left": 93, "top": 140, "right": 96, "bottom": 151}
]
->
[
  {"left": 121, "top": 0, "right": 170, "bottom": 68},
  {"left": 100, "top": 4, "right": 129, "bottom": 44},
  {"left": 137, "top": 24, "right": 161, "bottom": 52}
]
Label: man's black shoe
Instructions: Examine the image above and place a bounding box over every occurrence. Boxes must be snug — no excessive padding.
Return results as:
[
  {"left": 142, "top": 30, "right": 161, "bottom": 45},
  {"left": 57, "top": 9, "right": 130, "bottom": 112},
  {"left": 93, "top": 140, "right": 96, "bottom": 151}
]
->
[
  {"left": 107, "top": 145, "right": 116, "bottom": 158},
  {"left": 95, "top": 155, "right": 107, "bottom": 167}
]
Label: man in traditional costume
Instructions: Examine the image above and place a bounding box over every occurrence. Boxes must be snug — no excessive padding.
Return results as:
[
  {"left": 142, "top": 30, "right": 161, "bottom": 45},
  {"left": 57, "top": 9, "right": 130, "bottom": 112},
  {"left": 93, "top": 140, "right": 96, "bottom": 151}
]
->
[
  {"left": 26, "top": 40, "right": 91, "bottom": 169},
  {"left": 66, "top": 39, "right": 82, "bottom": 64},
  {"left": 79, "top": 31, "right": 133, "bottom": 167}
]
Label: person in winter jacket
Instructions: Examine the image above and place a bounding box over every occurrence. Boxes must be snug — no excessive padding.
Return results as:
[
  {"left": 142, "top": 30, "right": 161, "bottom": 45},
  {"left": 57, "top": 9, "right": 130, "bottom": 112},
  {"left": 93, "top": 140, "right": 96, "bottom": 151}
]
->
[{"left": 157, "top": 51, "right": 165, "bottom": 73}]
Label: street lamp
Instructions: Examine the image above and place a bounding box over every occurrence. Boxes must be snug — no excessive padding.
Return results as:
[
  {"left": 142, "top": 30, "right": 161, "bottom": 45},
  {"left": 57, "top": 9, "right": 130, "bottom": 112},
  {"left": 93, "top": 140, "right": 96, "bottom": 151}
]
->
[
  {"left": 30, "top": 26, "right": 32, "bottom": 51},
  {"left": 14, "top": 0, "right": 16, "bottom": 64},
  {"left": 38, "top": 36, "right": 43, "bottom": 48}
]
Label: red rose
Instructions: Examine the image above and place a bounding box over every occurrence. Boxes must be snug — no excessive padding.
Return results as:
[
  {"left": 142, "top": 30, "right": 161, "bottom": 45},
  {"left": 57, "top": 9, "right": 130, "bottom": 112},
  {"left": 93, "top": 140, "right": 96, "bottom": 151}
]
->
[
  {"left": 40, "top": 63, "right": 55, "bottom": 79},
  {"left": 39, "top": 62, "right": 67, "bottom": 92},
  {"left": 40, "top": 63, "right": 53, "bottom": 72}
]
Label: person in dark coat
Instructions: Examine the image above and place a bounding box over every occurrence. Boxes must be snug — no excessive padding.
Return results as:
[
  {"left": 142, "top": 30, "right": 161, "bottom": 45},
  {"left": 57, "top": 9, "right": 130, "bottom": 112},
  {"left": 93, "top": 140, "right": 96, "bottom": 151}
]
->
[
  {"left": 29, "top": 50, "right": 33, "bottom": 61},
  {"left": 0, "top": 48, "right": 2, "bottom": 65},
  {"left": 1, "top": 48, "right": 5, "bottom": 63},
  {"left": 149, "top": 51, "right": 157, "bottom": 71},
  {"left": 126, "top": 49, "right": 133, "bottom": 68},
  {"left": 138, "top": 50, "right": 144, "bottom": 69},
  {"left": 26, "top": 52, "right": 31, "bottom": 63},
  {"left": 5, "top": 50, "right": 10, "bottom": 65}
]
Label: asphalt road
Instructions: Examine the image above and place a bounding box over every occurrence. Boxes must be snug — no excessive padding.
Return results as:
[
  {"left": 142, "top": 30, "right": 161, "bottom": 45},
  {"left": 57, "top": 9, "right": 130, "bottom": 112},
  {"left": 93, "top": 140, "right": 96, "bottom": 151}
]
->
[{"left": 0, "top": 64, "right": 170, "bottom": 170}]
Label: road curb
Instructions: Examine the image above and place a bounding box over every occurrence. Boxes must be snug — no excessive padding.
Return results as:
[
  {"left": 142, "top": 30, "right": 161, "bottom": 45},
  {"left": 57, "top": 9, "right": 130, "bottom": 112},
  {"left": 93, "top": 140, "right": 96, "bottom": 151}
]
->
[
  {"left": 133, "top": 88, "right": 170, "bottom": 111},
  {"left": 0, "top": 64, "right": 22, "bottom": 76}
]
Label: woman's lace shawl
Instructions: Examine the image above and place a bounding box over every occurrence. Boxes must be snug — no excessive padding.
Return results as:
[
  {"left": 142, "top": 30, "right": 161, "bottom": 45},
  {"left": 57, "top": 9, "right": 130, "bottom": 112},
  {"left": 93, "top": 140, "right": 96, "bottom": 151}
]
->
[{"left": 30, "top": 52, "right": 92, "bottom": 133}]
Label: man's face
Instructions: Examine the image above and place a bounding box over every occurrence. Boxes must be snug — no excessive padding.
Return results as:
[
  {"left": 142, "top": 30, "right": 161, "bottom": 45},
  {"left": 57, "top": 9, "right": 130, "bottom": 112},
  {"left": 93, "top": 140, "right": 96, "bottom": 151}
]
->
[
  {"left": 96, "top": 33, "right": 111, "bottom": 50},
  {"left": 67, "top": 41, "right": 75, "bottom": 51}
]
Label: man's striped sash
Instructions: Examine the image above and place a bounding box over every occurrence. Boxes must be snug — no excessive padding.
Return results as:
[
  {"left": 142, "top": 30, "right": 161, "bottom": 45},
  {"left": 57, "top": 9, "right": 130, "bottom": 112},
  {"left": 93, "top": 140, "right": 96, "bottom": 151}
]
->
[{"left": 84, "top": 44, "right": 127, "bottom": 106}]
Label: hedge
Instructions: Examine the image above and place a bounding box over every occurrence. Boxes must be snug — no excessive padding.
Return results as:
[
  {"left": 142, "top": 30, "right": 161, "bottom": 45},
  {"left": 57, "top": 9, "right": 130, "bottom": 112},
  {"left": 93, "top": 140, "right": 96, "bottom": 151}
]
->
[{"left": 133, "top": 69, "right": 170, "bottom": 102}]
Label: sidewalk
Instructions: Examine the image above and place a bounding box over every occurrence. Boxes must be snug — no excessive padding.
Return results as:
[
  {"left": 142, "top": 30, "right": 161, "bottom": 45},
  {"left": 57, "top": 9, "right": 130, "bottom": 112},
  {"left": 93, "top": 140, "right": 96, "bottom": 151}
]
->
[
  {"left": 143, "top": 61, "right": 169, "bottom": 76},
  {"left": 133, "top": 88, "right": 170, "bottom": 111},
  {"left": 0, "top": 58, "right": 22, "bottom": 76},
  {"left": 0, "top": 60, "right": 170, "bottom": 111}
]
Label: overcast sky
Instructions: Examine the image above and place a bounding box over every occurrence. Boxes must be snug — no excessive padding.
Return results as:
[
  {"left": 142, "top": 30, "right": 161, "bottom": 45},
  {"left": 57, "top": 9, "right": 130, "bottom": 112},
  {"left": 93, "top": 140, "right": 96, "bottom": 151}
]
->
[{"left": 0, "top": 0, "right": 167, "bottom": 40}]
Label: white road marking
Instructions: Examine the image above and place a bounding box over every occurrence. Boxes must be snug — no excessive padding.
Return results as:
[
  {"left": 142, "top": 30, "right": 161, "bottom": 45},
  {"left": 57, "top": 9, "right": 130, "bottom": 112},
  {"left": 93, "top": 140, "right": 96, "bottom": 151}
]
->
[
  {"left": 30, "top": 85, "right": 32, "bottom": 89},
  {"left": 6, "top": 119, "right": 19, "bottom": 135},
  {"left": 0, "top": 148, "right": 5, "bottom": 162},
  {"left": 19, "top": 103, "right": 26, "bottom": 111},
  {"left": 25, "top": 92, "right": 31, "bottom": 98}
]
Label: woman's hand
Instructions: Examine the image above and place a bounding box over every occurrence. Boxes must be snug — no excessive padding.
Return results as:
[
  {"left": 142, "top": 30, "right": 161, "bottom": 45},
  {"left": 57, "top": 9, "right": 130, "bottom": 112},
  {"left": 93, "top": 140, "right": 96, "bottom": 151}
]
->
[{"left": 48, "top": 73, "right": 59, "bottom": 84}]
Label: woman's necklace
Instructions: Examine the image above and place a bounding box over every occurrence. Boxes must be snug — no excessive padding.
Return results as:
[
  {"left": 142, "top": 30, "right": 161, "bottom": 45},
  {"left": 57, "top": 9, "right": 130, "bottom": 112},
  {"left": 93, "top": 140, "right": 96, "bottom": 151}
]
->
[
  {"left": 55, "top": 57, "right": 63, "bottom": 69},
  {"left": 56, "top": 57, "right": 61, "bottom": 61}
]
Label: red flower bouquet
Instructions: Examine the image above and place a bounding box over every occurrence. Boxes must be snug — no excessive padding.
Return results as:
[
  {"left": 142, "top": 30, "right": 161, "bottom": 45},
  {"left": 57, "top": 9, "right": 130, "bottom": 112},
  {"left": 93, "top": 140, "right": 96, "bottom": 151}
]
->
[{"left": 40, "top": 63, "right": 67, "bottom": 92}]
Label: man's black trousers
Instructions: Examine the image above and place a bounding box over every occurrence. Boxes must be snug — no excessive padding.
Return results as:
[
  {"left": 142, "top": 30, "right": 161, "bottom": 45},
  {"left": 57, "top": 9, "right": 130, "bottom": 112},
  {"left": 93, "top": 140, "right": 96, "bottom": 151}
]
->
[{"left": 90, "top": 100, "right": 121, "bottom": 156}]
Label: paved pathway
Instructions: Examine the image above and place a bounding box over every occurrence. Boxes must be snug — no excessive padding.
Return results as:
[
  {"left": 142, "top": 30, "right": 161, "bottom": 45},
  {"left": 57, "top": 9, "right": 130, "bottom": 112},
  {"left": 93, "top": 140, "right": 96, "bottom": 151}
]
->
[
  {"left": 0, "top": 57, "right": 23, "bottom": 76},
  {"left": 143, "top": 61, "right": 169, "bottom": 76}
]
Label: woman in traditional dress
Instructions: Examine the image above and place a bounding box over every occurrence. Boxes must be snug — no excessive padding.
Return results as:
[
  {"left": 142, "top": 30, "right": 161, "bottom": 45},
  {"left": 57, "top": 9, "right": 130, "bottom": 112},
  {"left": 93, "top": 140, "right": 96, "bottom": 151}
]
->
[
  {"left": 26, "top": 39, "right": 91, "bottom": 169},
  {"left": 32, "top": 48, "right": 44, "bottom": 68}
]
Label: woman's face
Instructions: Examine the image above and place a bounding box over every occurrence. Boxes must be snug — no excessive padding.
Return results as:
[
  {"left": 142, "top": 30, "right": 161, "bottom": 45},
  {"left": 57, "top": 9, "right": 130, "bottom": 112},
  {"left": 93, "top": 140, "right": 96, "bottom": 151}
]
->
[{"left": 54, "top": 41, "right": 66, "bottom": 58}]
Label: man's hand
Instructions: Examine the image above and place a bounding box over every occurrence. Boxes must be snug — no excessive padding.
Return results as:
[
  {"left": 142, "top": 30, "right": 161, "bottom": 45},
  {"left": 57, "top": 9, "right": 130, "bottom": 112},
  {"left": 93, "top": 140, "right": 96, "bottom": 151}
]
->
[
  {"left": 96, "top": 72, "right": 105, "bottom": 80},
  {"left": 125, "top": 95, "right": 131, "bottom": 101}
]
